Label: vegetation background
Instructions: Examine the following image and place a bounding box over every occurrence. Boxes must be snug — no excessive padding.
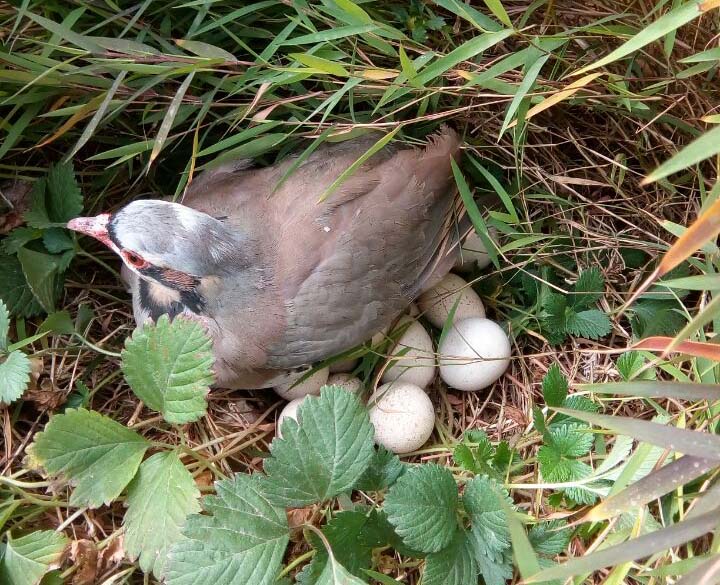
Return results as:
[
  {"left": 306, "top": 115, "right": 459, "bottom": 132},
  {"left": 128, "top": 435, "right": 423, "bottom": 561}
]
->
[{"left": 1, "top": 0, "right": 720, "bottom": 583}]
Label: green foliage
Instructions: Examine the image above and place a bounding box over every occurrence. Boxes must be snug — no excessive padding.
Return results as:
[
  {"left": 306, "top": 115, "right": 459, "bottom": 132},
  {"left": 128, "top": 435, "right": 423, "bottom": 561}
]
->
[
  {"left": 539, "top": 268, "right": 612, "bottom": 343},
  {"left": 121, "top": 314, "right": 215, "bottom": 424},
  {"left": 124, "top": 452, "right": 201, "bottom": 578},
  {"left": 263, "top": 386, "right": 375, "bottom": 507},
  {"left": 0, "top": 300, "right": 32, "bottom": 404},
  {"left": 616, "top": 351, "right": 656, "bottom": 381},
  {"left": 27, "top": 408, "right": 150, "bottom": 507},
  {"left": 355, "top": 446, "right": 405, "bottom": 491},
  {"left": 0, "top": 163, "right": 81, "bottom": 318},
  {"left": 453, "top": 429, "right": 515, "bottom": 479},
  {"left": 0, "top": 530, "right": 68, "bottom": 585},
  {"left": 166, "top": 474, "right": 289, "bottom": 585},
  {"left": 384, "top": 465, "right": 459, "bottom": 553}
]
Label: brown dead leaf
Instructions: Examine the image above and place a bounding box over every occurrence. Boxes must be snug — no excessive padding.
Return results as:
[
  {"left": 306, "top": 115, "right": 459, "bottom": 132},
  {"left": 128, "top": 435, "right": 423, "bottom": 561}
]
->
[
  {"left": 70, "top": 539, "right": 99, "bottom": 585},
  {"left": 194, "top": 469, "right": 213, "bottom": 489},
  {"left": 503, "top": 406, "right": 529, "bottom": 427},
  {"left": 24, "top": 379, "right": 66, "bottom": 411},
  {"left": 286, "top": 506, "right": 315, "bottom": 531},
  {"left": 0, "top": 180, "right": 33, "bottom": 234},
  {"left": 99, "top": 535, "right": 125, "bottom": 567}
]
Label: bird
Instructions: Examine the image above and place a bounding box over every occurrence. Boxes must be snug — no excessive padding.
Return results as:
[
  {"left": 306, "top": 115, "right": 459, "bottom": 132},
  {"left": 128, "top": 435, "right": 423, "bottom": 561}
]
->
[{"left": 67, "top": 127, "right": 465, "bottom": 389}]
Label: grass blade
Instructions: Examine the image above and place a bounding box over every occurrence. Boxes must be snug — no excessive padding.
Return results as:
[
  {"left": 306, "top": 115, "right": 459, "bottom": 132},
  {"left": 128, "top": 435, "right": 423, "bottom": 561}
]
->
[
  {"left": 633, "top": 336, "right": 720, "bottom": 361},
  {"left": 584, "top": 455, "right": 715, "bottom": 522},
  {"left": 527, "top": 510, "right": 720, "bottom": 583},
  {"left": 148, "top": 72, "right": 195, "bottom": 167},
  {"left": 642, "top": 125, "right": 720, "bottom": 184},
  {"left": 578, "top": 381, "right": 720, "bottom": 401},
  {"left": 573, "top": 1, "right": 710, "bottom": 76},
  {"left": 553, "top": 407, "right": 720, "bottom": 460}
]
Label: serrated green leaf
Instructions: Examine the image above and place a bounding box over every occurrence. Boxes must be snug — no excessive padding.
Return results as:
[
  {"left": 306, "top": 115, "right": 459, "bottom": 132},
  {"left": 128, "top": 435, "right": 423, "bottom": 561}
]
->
[
  {"left": 16, "top": 247, "right": 60, "bottom": 313},
  {"left": 165, "top": 474, "right": 288, "bottom": 585},
  {"left": 616, "top": 351, "right": 656, "bottom": 381},
  {"left": 28, "top": 408, "right": 149, "bottom": 507},
  {"left": 471, "top": 545, "right": 513, "bottom": 585},
  {"left": 551, "top": 395, "right": 599, "bottom": 428},
  {"left": 46, "top": 163, "right": 83, "bottom": 223},
  {"left": 124, "top": 451, "right": 201, "bottom": 578},
  {"left": 355, "top": 446, "right": 405, "bottom": 491},
  {"left": 263, "top": 387, "right": 374, "bottom": 507},
  {"left": 0, "top": 530, "right": 68, "bottom": 585},
  {"left": 565, "top": 309, "right": 611, "bottom": 340},
  {"left": 545, "top": 424, "right": 594, "bottom": 458},
  {"left": 0, "top": 300, "right": 8, "bottom": 351},
  {"left": 0, "top": 351, "right": 32, "bottom": 404},
  {"left": 453, "top": 443, "right": 479, "bottom": 473},
  {"left": 314, "top": 550, "right": 368, "bottom": 585},
  {"left": 0, "top": 254, "right": 44, "bottom": 317},
  {"left": 463, "top": 476, "right": 511, "bottom": 562},
  {"left": 23, "top": 179, "right": 51, "bottom": 229},
  {"left": 384, "top": 464, "right": 459, "bottom": 553},
  {"left": 541, "top": 293, "right": 567, "bottom": 340},
  {"left": 630, "top": 299, "right": 686, "bottom": 338},
  {"left": 42, "top": 228, "right": 74, "bottom": 254},
  {"left": 423, "top": 530, "right": 477, "bottom": 585},
  {"left": 542, "top": 364, "right": 567, "bottom": 407},
  {"left": 1, "top": 227, "right": 42, "bottom": 254},
  {"left": 121, "top": 315, "right": 214, "bottom": 424},
  {"left": 570, "top": 268, "right": 604, "bottom": 309},
  {"left": 528, "top": 520, "right": 572, "bottom": 557},
  {"left": 300, "top": 509, "right": 393, "bottom": 583}
]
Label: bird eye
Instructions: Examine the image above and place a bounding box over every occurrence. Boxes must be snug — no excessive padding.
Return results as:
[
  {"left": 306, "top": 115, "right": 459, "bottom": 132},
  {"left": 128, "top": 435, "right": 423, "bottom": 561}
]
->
[{"left": 124, "top": 251, "right": 146, "bottom": 268}]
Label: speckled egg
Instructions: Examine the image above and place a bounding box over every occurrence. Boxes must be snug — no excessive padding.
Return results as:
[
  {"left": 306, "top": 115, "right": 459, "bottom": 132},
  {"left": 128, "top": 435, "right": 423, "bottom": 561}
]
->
[
  {"left": 327, "top": 373, "right": 363, "bottom": 393},
  {"left": 274, "top": 366, "right": 329, "bottom": 400},
  {"left": 368, "top": 382, "right": 435, "bottom": 454},
  {"left": 380, "top": 318, "right": 436, "bottom": 388},
  {"left": 276, "top": 397, "right": 304, "bottom": 439},
  {"left": 454, "top": 229, "right": 496, "bottom": 272},
  {"left": 417, "top": 274, "right": 485, "bottom": 328},
  {"left": 438, "top": 317, "right": 511, "bottom": 391}
]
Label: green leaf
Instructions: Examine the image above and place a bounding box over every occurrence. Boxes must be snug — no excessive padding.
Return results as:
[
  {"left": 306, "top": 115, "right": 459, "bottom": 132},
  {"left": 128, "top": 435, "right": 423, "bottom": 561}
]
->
[
  {"left": 314, "top": 550, "right": 368, "bottom": 585},
  {"left": 570, "top": 268, "right": 605, "bottom": 309},
  {"left": 564, "top": 309, "right": 611, "bottom": 340},
  {"left": 644, "top": 123, "right": 720, "bottom": 184},
  {"left": 124, "top": 451, "right": 201, "bottom": 578},
  {"left": 541, "top": 293, "right": 567, "bottom": 339},
  {"left": 528, "top": 520, "right": 572, "bottom": 557},
  {"left": 356, "top": 446, "right": 405, "bottom": 491},
  {"left": 46, "top": 163, "right": 83, "bottom": 223},
  {"left": 263, "top": 387, "right": 374, "bottom": 507},
  {"left": 1, "top": 227, "right": 42, "bottom": 254},
  {"left": 165, "top": 474, "right": 289, "bottom": 585},
  {"left": 630, "top": 299, "right": 686, "bottom": 338},
  {"left": 0, "top": 300, "right": 8, "bottom": 351},
  {"left": 463, "top": 476, "right": 511, "bottom": 562},
  {"left": 291, "top": 53, "right": 349, "bottom": 77},
  {"left": 422, "top": 530, "right": 477, "bottom": 585},
  {"left": 299, "top": 510, "right": 393, "bottom": 582},
  {"left": 542, "top": 364, "right": 567, "bottom": 407},
  {"left": 384, "top": 464, "right": 459, "bottom": 553},
  {"left": 16, "top": 247, "right": 60, "bottom": 313},
  {"left": 545, "top": 424, "right": 594, "bottom": 458},
  {"left": 149, "top": 72, "right": 195, "bottom": 166},
  {"left": 0, "top": 530, "right": 68, "bottom": 585},
  {"left": 42, "top": 229, "right": 74, "bottom": 254},
  {"left": 27, "top": 408, "right": 150, "bottom": 507},
  {"left": 471, "top": 546, "right": 513, "bottom": 585},
  {"left": 23, "top": 179, "right": 51, "bottom": 229},
  {"left": 0, "top": 252, "right": 46, "bottom": 318},
  {"left": 0, "top": 351, "right": 32, "bottom": 404},
  {"left": 616, "top": 351, "right": 655, "bottom": 381},
  {"left": 121, "top": 315, "right": 214, "bottom": 424},
  {"left": 573, "top": 0, "right": 708, "bottom": 76}
]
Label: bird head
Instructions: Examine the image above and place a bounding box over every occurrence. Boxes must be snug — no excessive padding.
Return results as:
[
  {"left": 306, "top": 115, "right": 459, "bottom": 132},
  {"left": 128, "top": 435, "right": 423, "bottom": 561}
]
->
[{"left": 67, "top": 200, "right": 242, "bottom": 310}]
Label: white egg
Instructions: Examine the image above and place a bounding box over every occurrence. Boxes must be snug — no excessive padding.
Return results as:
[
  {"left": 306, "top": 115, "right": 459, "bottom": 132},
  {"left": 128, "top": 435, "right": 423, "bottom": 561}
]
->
[
  {"left": 274, "top": 366, "right": 329, "bottom": 400},
  {"left": 381, "top": 318, "right": 436, "bottom": 388},
  {"left": 417, "top": 274, "right": 485, "bottom": 328},
  {"left": 438, "top": 318, "right": 511, "bottom": 392},
  {"left": 329, "top": 357, "right": 359, "bottom": 373},
  {"left": 454, "top": 229, "right": 496, "bottom": 272},
  {"left": 327, "top": 373, "right": 363, "bottom": 393},
  {"left": 276, "top": 397, "right": 304, "bottom": 439},
  {"left": 368, "top": 382, "right": 435, "bottom": 454}
]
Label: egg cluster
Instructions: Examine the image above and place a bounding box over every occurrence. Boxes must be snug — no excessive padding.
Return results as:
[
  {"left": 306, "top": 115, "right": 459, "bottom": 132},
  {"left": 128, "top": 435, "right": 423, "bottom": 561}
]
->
[{"left": 275, "top": 231, "right": 511, "bottom": 455}]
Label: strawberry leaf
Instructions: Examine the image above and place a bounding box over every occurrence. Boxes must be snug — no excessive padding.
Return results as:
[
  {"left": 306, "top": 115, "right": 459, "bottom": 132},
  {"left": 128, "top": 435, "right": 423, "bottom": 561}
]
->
[
  {"left": 166, "top": 474, "right": 289, "bottom": 585},
  {"left": 384, "top": 464, "right": 459, "bottom": 553},
  {"left": 565, "top": 309, "right": 611, "bottom": 340},
  {"left": 0, "top": 350, "right": 32, "bottom": 404},
  {"left": 124, "top": 451, "right": 201, "bottom": 578},
  {"left": 0, "top": 530, "right": 68, "bottom": 585},
  {"left": 121, "top": 315, "right": 214, "bottom": 424},
  {"left": 542, "top": 364, "right": 568, "bottom": 407},
  {"left": 422, "top": 530, "right": 477, "bottom": 585},
  {"left": 263, "top": 386, "right": 374, "bottom": 507},
  {"left": 27, "top": 408, "right": 150, "bottom": 507}
]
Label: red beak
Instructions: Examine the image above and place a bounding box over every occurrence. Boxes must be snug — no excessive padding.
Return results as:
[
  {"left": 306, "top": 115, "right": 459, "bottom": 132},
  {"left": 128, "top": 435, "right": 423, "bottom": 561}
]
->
[{"left": 67, "top": 213, "right": 113, "bottom": 248}]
